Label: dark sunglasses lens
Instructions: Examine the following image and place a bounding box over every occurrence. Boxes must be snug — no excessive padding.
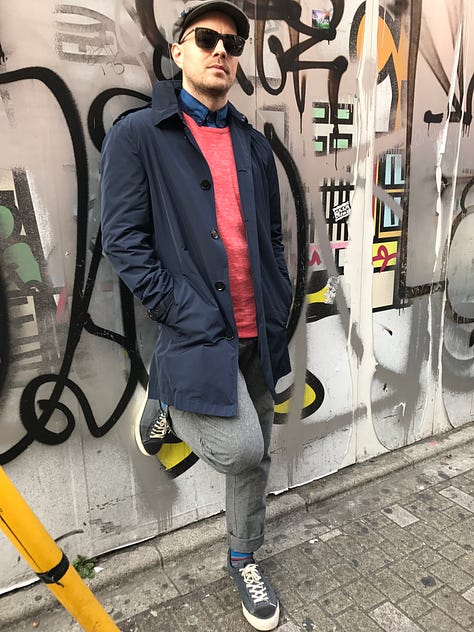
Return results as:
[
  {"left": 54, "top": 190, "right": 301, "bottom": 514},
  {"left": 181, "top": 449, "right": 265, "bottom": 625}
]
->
[
  {"left": 195, "top": 28, "right": 219, "bottom": 49},
  {"left": 195, "top": 28, "right": 244, "bottom": 56},
  {"left": 223, "top": 35, "right": 245, "bottom": 56}
]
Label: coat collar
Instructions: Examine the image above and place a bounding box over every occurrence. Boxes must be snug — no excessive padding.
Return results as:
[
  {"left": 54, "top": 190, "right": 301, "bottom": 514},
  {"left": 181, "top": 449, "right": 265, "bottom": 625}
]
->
[{"left": 151, "top": 80, "right": 248, "bottom": 127}]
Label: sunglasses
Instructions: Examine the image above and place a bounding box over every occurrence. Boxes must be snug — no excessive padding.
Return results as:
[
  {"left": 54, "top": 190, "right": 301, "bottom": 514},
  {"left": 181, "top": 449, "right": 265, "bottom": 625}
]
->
[{"left": 180, "top": 27, "right": 246, "bottom": 57}]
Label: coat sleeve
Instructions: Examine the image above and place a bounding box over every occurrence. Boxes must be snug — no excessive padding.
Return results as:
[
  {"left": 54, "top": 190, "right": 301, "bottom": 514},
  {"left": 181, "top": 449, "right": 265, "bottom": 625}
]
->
[
  {"left": 266, "top": 148, "right": 292, "bottom": 295},
  {"left": 100, "top": 117, "right": 174, "bottom": 321}
]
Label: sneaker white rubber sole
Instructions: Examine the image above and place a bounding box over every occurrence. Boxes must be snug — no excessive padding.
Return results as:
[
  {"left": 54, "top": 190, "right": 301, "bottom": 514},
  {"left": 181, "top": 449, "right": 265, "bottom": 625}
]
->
[
  {"left": 134, "top": 392, "right": 152, "bottom": 456},
  {"left": 241, "top": 601, "right": 280, "bottom": 631}
]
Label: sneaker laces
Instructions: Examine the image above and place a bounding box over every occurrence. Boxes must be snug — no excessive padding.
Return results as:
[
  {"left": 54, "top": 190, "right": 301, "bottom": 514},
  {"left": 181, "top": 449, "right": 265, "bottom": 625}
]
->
[
  {"left": 149, "top": 412, "right": 168, "bottom": 440},
  {"left": 239, "top": 564, "right": 269, "bottom": 604}
]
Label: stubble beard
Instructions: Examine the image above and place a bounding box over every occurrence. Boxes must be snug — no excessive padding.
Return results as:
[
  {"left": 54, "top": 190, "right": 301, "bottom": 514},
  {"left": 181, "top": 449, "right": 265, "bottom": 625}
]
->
[{"left": 186, "top": 73, "right": 234, "bottom": 107}]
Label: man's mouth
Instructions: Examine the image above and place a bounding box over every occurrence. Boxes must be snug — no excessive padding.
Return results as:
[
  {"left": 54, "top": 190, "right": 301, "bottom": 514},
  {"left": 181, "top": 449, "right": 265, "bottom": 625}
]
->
[{"left": 209, "top": 64, "right": 227, "bottom": 73}]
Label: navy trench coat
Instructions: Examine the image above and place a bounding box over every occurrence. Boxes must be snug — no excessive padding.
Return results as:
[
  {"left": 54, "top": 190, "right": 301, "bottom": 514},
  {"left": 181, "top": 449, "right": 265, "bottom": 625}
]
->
[{"left": 100, "top": 80, "right": 292, "bottom": 417}]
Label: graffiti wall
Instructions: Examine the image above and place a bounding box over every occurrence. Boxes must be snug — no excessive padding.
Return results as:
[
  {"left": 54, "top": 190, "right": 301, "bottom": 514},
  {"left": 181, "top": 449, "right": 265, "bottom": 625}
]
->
[{"left": 1, "top": 0, "right": 473, "bottom": 591}]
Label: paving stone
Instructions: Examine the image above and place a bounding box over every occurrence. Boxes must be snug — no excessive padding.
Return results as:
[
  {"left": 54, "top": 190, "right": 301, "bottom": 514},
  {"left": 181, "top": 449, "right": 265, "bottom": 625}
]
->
[
  {"left": 319, "top": 589, "right": 354, "bottom": 616},
  {"left": 416, "top": 490, "right": 453, "bottom": 510},
  {"left": 463, "top": 585, "right": 474, "bottom": 605},
  {"left": 290, "top": 599, "right": 342, "bottom": 632},
  {"left": 454, "top": 551, "right": 474, "bottom": 576},
  {"left": 379, "top": 537, "right": 411, "bottom": 562},
  {"left": 405, "top": 502, "right": 454, "bottom": 530},
  {"left": 449, "top": 474, "right": 474, "bottom": 491},
  {"left": 448, "top": 516, "right": 474, "bottom": 547},
  {"left": 429, "top": 558, "right": 473, "bottom": 591},
  {"left": 276, "top": 622, "right": 304, "bottom": 632},
  {"left": 440, "top": 505, "right": 471, "bottom": 523},
  {"left": 397, "top": 592, "right": 433, "bottom": 619},
  {"left": 328, "top": 562, "right": 361, "bottom": 586},
  {"left": 463, "top": 468, "right": 474, "bottom": 482},
  {"left": 208, "top": 583, "right": 241, "bottom": 615},
  {"left": 378, "top": 523, "right": 424, "bottom": 555},
  {"left": 319, "top": 528, "right": 342, "bottom": 542},
  {"left": 429, "top": 585, "right": 474, "bottom": 628},
  {"left": 369, "top": 601, "right": 423, "bottom": 631},
  {"left": 439, "top": 486, "right": 474, "bottom": 513},
  {"left": 340, "top": 519, "right": 385, "bottom": 547},
  {"left": 294, "top": 567, "right": 340, "bottom": 601},
  {"left": 405, "top": 521, "right": 451, "bottom": 549},
  {"left": 337, "top": 606, "right": 384, "bottom": 632},
  {"left": 410, "top": 544, "right": 442, "bottom": 568},
  {"left": 382, "top": 504, "right": 419, "bottom": 528},
  {"left": 438, "top": 541, "right": 467, "bottom": 561},
  {"left": 418, "top": 606, "right": 467, "bottom": 632},
  {"left": 121, "top": 607, "right": 178, "bottom": 632},
  {"left": 171, "top": 600, "right": 221, "bottom": 632},
  {"left": 277, "top": 587, "right": 307, "bottom": 613},
  {"left": 278, "top": 547, "right": 319, "bottom": 576},
  {"left": 300, "top": 539, "right": 344, "bottom": 568},
  {"left": 372, "top": 567, "right": 413, "bottom": 602},
  {"left": 362, "top": 512, "right": 397, "bottom": 531},
  {"left": 348, "top": 546, "right": 393, "bottom": 575},
  {"left": 342, "top": 578, "right": 385, "bottom": 610},
  {"left": 326, "top": 534, "right": 366, "bottom": 558},
  {"left": 390, "top": 559, "right": 442, "bottom": 594}
]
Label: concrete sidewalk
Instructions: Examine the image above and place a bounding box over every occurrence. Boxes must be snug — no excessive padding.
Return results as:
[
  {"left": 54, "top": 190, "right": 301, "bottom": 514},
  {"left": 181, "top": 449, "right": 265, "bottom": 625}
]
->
[{"left": 1, "top": 422, "right": 474, "bottom": 631}]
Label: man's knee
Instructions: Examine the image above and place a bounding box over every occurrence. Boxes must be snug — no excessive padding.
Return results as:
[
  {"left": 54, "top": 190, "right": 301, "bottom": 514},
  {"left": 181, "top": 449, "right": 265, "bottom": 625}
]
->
[{"left": 213, "top": 438, "right": 264, "bottom": 476}]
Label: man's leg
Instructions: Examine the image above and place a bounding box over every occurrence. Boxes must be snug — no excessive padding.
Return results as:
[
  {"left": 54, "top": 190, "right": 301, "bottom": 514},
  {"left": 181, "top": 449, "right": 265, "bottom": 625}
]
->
[
  {"left": 225, "top": 337, "right": 274, "bottom": 553},
  {"left": 168, "top": 338, "right": 273, "bottom": 551},
  {"left": 169, "top": 339, "right": 279, "bottom": 630}
]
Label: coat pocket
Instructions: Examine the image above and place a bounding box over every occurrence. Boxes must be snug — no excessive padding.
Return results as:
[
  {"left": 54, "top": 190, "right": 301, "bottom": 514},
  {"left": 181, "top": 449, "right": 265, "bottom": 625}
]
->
[{"left": 166, "top": 274, "right": 225, "bottom": 342}]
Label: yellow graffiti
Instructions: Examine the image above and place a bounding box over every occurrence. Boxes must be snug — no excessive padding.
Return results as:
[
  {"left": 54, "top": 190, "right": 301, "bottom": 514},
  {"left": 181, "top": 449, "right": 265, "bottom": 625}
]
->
[
  {"left": 157, "top": 441, "right": 193, "bottom": 470},
  {"left": 357, "top": 13, "right": 409, "bottom": 129},
  {"left": 307, "top": 285, "right": 329, "bottom": 304},
  {"left": 274, "top": 381, "right": 317, "bottom": 414},
  {"left": 372, "top": 240, "right": 398, "bottom": 270}
]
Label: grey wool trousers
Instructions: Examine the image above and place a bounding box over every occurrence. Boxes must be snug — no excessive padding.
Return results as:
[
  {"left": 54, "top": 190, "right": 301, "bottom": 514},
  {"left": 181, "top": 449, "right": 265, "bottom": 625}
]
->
[{"left": 169, "top": 337, "right": 274, "bottom": 553}]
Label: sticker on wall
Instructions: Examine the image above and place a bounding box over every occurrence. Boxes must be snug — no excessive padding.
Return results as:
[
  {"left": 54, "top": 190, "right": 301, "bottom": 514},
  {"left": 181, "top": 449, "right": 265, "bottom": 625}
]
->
[
  {"left": 312, "top": 9, "right": 332, "bottom": 30},
  {"left": 332, "top": 200, "right": 351, "bottom": 222}
]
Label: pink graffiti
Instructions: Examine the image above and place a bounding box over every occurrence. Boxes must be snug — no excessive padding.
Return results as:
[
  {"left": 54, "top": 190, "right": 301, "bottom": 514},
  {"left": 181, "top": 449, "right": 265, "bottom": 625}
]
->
[
  {"left": 373, "top": 244, "right": 399, "bottom": 272},
  {"left": 308, "top": 242, "right": 349, "bottom": 266}
]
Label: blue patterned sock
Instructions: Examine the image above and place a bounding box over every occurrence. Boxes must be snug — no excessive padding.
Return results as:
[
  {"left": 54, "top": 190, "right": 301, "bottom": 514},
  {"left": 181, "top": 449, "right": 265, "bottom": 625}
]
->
[{"left": 230, "top": 549, "right": 254, "bottom": 568}]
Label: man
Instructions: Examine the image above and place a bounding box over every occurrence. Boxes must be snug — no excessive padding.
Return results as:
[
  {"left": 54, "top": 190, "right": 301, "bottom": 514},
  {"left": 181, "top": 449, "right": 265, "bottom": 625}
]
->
[{"left": 100, "top": 2, "right": 292, "bottom": 629}]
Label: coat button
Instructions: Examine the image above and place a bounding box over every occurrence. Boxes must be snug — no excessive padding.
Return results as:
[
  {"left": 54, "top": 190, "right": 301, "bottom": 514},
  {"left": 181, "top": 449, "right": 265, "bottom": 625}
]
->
[
  {"left": 210, "top": 228, "right": 219, "bottom": 239},
  {"left": 214, "top": 281, "right": 225, "bottom": 291},
  {"left": 225, "top": 330, "right": 234, "bottom": 340},
  {"left": 200, "top": 179, "right": 211, "bottom": 190}
]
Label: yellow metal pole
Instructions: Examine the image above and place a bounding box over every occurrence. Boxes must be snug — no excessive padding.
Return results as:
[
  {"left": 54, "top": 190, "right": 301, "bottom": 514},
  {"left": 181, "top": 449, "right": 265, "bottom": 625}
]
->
[{"left": 0, "top": 466, "right": 120, "bottom": 631}]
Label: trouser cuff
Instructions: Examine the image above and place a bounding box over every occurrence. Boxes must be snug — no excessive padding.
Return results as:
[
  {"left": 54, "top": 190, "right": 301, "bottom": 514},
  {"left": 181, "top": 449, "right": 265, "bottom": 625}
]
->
[{"left": 227, "top": 531, "right": 264, "bottom": 553}]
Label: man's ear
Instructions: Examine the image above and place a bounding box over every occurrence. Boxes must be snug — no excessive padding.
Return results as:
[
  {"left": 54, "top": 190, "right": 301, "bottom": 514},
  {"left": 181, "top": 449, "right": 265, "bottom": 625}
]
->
[{"left": 171, "top": 43, "right": 183, "bottom": 69}]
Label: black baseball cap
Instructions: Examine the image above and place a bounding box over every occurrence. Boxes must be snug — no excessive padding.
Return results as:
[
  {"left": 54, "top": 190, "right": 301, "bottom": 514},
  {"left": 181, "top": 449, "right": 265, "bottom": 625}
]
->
[{"left": 173, "top": 1, "right": 250, "bottom": 43}]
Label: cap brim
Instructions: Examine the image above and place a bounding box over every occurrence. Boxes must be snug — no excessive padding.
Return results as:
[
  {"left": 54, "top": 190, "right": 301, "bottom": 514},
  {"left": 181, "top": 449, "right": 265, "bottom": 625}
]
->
[{"left": 173, "top": 1, "right": 250, "bottom": 42}]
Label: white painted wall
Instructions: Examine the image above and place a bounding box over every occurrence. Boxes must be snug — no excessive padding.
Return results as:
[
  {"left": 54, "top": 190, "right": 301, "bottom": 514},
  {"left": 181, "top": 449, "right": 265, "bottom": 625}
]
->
[{"left": 0, "top": 0, "right": 473, "bottom": 592}]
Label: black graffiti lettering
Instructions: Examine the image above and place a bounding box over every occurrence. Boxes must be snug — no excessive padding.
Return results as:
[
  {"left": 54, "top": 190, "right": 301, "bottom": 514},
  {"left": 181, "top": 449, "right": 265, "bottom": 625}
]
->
[
  {"left": 350, "top": 2, "right": 409, "bottom": 133},
  {"left": 463, "top": 73, "right": 474, "bottom": 134},
  {"left": 263, "top": 122, "right": 307, "bottom": 341},
  {"left": 416, "top": 8, "right": 473, "bottom": 134},
  {"left": 254, "top": 0, "right": 347, "bottom": 123},
  {"left": 0, "top": 67, "right": 148, "bottom": 465},
  {"left": 445, "top": 177, "right": 474, "bottom": 328},
  {"left": 88, "top": 88, "right": 151, "bottom": 152}
]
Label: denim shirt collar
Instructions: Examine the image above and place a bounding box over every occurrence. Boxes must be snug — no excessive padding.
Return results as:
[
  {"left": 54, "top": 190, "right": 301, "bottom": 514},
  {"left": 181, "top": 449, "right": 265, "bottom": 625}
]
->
[{"left": 178, "top": 88, "right": 228, "bottom": 128}]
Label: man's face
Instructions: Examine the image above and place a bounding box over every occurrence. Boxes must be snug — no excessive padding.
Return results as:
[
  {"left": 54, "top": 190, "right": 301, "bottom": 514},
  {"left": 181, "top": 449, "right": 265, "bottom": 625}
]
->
[{"left": 171, "top": 12, "right": 241, "bottom": 108}]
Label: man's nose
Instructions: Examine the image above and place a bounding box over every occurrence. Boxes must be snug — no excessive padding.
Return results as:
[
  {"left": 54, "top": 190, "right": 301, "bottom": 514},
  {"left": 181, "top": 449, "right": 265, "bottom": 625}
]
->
[{"left": 213, "top": 37, "right": 227, "bottom": 55}]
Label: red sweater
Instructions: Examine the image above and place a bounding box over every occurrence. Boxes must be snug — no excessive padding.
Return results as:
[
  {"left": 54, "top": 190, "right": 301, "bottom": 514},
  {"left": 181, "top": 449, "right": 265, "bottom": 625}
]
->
[{"left": 185, "top": 114, "right": 257, "bottom": 337}]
